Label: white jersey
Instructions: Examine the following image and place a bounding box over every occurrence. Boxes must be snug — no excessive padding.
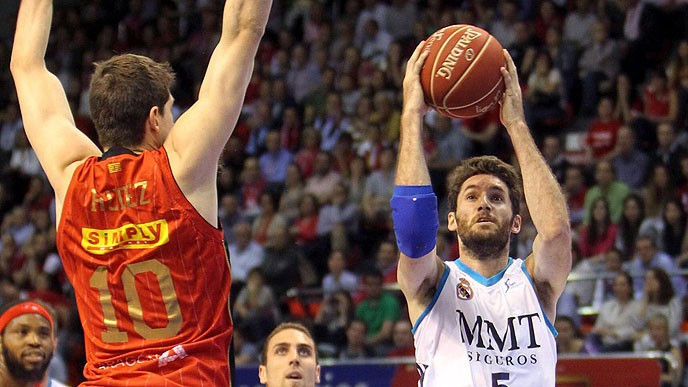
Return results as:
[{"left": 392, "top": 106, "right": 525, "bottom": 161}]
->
[{"left": 413, "top": 258, "right": 557, "bottom": 387}]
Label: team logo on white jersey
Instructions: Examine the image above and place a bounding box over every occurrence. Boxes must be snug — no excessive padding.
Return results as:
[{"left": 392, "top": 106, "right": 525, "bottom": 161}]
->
[{"left": 456, "top": 278, "right": 473, "bottom": 300}]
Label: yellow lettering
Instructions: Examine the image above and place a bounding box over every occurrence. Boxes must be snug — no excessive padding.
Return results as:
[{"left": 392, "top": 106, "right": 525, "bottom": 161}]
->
[
  {"left": 81, "top": 220, "right": 170, "bottom": 254},
  {"left": 89, "top": 180, "right": 150, "bottom": 212},
  {"left": 91, "top": 189, "right": 105, "bottom": 212},
  {"left": 135, "top": 181, "right": 150, "bottom": 206}
]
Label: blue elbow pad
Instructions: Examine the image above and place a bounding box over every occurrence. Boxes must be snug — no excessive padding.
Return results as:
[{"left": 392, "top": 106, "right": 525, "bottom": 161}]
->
[{"left": 390, "top": 185, "right": 439, "bottom": 258}]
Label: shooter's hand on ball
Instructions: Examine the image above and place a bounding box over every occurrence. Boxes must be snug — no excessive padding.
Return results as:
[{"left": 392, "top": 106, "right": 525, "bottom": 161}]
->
[
  {"left": 499, "top": 49, "right": 526, "bottom": 130},
  {"left": 402, "top": 41, "right": 431, "bottom": 118}
]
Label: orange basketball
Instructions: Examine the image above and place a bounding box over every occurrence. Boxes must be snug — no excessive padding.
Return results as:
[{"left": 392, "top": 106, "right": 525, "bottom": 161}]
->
[{"left": 420, "top": 24, "right": 506, "bottom": 119}]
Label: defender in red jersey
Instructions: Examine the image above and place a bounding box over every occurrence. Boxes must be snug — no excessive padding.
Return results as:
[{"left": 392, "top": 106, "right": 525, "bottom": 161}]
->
[{"left": 10, "top": 0, "right": 272, "bottom": 385}]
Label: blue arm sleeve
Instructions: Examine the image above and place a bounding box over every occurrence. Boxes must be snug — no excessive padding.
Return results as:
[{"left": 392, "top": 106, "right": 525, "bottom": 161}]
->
[{"left": 390, "top": 185, "right": 439, "bottom": 258}]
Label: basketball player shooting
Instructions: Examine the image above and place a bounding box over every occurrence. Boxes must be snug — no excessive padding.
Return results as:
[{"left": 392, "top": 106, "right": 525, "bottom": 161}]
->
[
  {"left": 391, "top": 42, "right": 572, "bottom": 385},
  {"left": 11, "top": 0, "right": 271, "bottom": 385}
]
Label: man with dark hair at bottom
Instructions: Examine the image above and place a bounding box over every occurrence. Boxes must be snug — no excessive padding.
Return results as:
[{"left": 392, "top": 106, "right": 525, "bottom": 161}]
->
[
  {"left": 259, "top": 322, "right": 320, "bottom": 386},
  {"left": 0, "top": 300, "right": 68, "bottom": 387},
  {"left": 10, "top": 0, "right": 272, "bottom": 385}
]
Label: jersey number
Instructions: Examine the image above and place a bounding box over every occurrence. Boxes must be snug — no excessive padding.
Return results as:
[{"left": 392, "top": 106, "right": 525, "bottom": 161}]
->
[
  {"left": 492, "top": 372, "right": 510, "bottom": 387},
  {"left": 90, "top": 259, "right": 182, "bottom": 343}
]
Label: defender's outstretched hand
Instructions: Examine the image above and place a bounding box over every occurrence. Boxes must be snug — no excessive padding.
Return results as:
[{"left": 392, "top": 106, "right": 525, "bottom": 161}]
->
[
  {"left": 498, "top": 49, "right": 526, "bottom": 129},
  {"left": 402, "top": 41, "right": 431, "bottom": 117}
]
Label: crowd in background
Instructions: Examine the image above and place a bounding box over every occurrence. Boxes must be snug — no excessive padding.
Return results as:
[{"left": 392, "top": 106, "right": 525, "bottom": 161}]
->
[{"left": 0, "top": 0, "right": 688, "bottom": 385}]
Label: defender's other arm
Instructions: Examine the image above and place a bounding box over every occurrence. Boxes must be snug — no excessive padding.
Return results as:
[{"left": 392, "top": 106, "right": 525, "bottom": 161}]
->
[
  {"left": 10, "top": 0, "right": 101, "bottom": 199},
  {"left": 166, "top": 0, "right": 272, "bottom": 199}
]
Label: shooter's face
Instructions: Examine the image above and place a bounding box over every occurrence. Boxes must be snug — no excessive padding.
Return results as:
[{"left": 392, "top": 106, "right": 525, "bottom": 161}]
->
[{"left": 449, "top": 174, "right": 520, "bottom": 259}]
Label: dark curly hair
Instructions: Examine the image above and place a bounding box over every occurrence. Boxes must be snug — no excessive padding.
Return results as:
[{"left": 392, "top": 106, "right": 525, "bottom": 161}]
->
[{"left": 446, "top": 156, "right": 523, "bottom": 216}]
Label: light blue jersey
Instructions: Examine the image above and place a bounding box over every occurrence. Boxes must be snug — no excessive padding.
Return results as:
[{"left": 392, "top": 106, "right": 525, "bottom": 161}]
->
[{"left": 412, "top": 258, "right": 557, "bottom": 387}]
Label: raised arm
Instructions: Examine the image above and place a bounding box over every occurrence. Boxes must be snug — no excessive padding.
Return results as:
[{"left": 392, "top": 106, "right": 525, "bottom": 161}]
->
[
  {"left": 393, "top": 42, "right": 445, "bottom": 323},
  {"left": 500, "top": 50, "right": 572, "bottom": 320},
  {"left": 165, "top": 0, "right": 272, "bottom": 197},
  {"left": 10, "top": 0, "right": 101, "bottom": 199}
]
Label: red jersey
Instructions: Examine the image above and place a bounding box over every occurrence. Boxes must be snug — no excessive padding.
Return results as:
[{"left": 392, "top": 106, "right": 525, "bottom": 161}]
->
[
  {"left": 586, "top": 118, "right": 621, "bottom": 159},
  {"left": 57, "top": 147, "right": 232, "bottom": 386}
]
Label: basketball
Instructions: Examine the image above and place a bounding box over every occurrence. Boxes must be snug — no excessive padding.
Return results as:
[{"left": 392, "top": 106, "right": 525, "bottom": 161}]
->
[{"left": 420, "top": 24, "right": 506, "bottom": 119}]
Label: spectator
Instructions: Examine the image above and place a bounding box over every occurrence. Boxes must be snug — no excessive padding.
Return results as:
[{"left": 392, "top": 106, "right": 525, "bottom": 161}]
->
[
  {"left": 658, "top": 200, "right": 687, "bottom": 259},
  {"left": 239, "top": 157, "right": 267, "bottom": 219},
  {"left": 615, "top": 193, "right": 646, "bottom": 261},
  {"left": 339, "top": 319, "right": 374, "bottom": 359},
  {"left": 591, "top": 248, "right": 627, "bottom": 307},
  {"left": 345, "top": 156, "right": 369, "bottom": 206},
  {"left": 252, "top": 190, "right": 287, "bottom": 246},
  {"left": 640, "top": 70, "right": 679, "bottom": 128},
  {"left": 562, "top": 164, "right": 589, "bottom": 227},
  {"left": 304, "top": 151, "right": 342, "bottom": 205},
  {"left": 488, "top": 0, "right": 520, "bottom": 49},
  {"left": 286, "top": 44, "right": 321, "bottom": 104},
  {"left": 426, "top": 113, "right": 473, "bottom": 182},
  {"left": 387, "top": 319, "right": 419, "bottom": 387},
  {"left": 386, "top": 318, "right": 415, "bottom": 357},
  {"left": 322, "top": 250, "right": 359, "bottom": 297},
  {"left": 579, "top": 197, "right": 617, "bottom": 262},
  {"left": 302, "top": 66, "right": 336, "bottom": 127},
  {"left": 233, "top": 325, "right": 259, "bottom": 366},
  {"left": 542, "top": 26, "right": 578, "bottom": 108},
  {"left": 290, "top": 193, "right": 320, "bottom": 247},
  {"left": 541, "top": 134, "right": 570, "bottom": 183},
  {"left": 554, "top": 315, "right": 586, "bottom": 354},
  {"left": 331, "top": 132, "right": 357, "bottom": 178},
  {"left": 313, "top": 289, "right": 354, "bottom": 358},
  {"left": 632, "top": 267, "right": 683, "bottom": 339},
  {"left": 261, "top": 224, "right": 316, "bottom": 296},
  {"left": 357, "top": 123, "right": 388, "bottom": 172},
  {"left": 278, "top": 163, "right": 306, "bottom": 225},
  {"left": 563, "top": 0, "right": 598, "bottom": 50},
  {"left": 634, "top": 314, "right": 683, "bottom": 387},
  {"left": 584, "top": 97, "right": 623, "bottom": 163},
  {"left": 313, "top": 93, "right": 352, "bottom": 152},
  {"left": 276, "top": 105, "right": 302, "bottom": 152},
  {"left": 245, "top": 99, "right": 275, "bottom": 156},
  {"left": 293, "top": 128, "right": 321, "bottom": 180},
  {"left": 384, "top": 0, "right": 417, "bottom": 42},
  {"left": 8, "top": 131, "right": 43, "bottom": 178},
  {"left": 316, "top": 181, "right": 360, "bottom": 251},
  {"left": 652, "top": 122, "right": 687, "bottom": 183},
  {"left": 578, "top": 21, "right": 621, "bottom": 115},
  {"left": 587, "top": 271, "right": 640, "bottom": 352},
  {"left": 234, "top": 268, "right": 281, "bottom": 343},
  {"left": 524, "top": 51, "right": 566, "bottom": 140},
  {"left": 259, "top": 130, "right": 294, "bottom": 189},
  {"left": 219, "top": 193, "right": 242, "bottom": 243},
  {"left": 640, "top": 164, "right": 674, "bottom": 221},
  {"left": 357, "top": 19, "right": 392, "bottom": 68},
  {"left": 354, "top": 269, "right": 400, "bottom": 355},
  {"left": 624, "top": 236, "right": 686, "bottom": 299},
  {"left": 370, "top": 90, "right": 401, "bottom": 145},
  {"left": 583, "top": 160, "right": 630, "bottom": 224},
  {"left": 360, "top": 147, "right": 396, "bottom": 239},
  {"left": 610, "top": 125, "right": 651, "bottom": 189},
  {"left": 375, "top": 240, "right": 399, "bottom": 285},
  {"left": 228, "top": 221, "right": 265, "bottom": 287},
  {"left": 533, "top": 0, "right": 563, "bottom": 45}
]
